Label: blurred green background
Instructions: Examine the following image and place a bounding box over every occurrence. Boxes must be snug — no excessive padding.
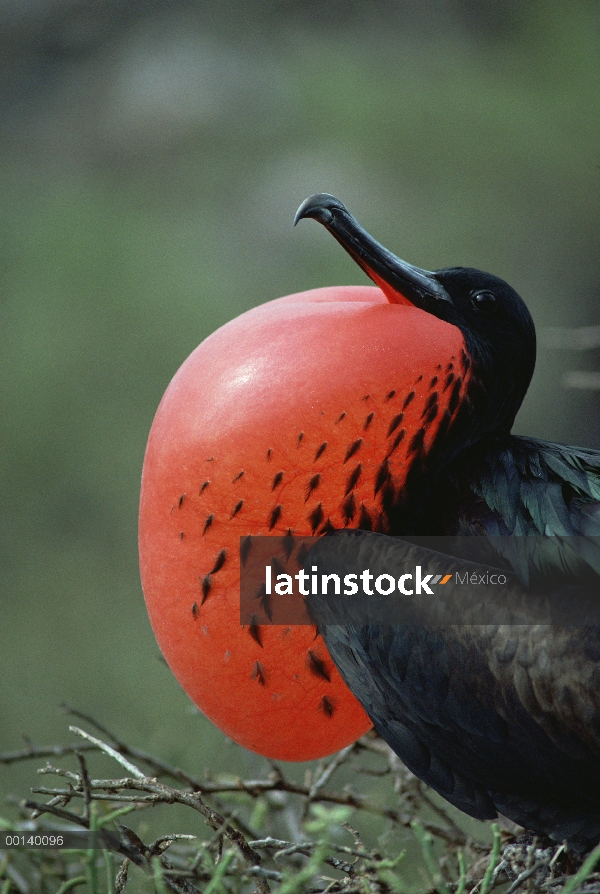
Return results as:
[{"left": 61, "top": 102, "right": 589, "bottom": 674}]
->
[{"left": 1, "top": 0, "right": 600, "bottom": 845}]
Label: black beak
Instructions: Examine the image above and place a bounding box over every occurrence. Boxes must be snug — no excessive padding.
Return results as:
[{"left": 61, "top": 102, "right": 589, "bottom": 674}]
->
[{"left": 294, "top": 193, "right": 452, "bottom": 309}]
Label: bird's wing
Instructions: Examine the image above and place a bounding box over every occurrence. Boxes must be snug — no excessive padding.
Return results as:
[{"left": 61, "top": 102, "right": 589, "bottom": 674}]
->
[
  {"left": 306, "top": 529, "right": 600, "bottom": 845},
  {"left": 458, "top": 436, "right": 600, "bottom": 584}
]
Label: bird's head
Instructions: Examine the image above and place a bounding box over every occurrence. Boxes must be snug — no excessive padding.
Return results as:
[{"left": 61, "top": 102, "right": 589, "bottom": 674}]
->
[{"left": 295, "top": 193, "right": 536, "bottom": 450}]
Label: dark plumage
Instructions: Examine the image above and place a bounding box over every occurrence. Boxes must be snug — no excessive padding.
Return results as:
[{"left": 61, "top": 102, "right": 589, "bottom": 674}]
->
[{"left": 295, "top": 194, "right": 600, "bottom": 852}]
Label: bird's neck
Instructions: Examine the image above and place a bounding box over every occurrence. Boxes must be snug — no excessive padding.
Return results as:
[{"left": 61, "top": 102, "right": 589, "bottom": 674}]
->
[
  {"left": 380, "top": 339, "right": 530, "bottom": 536},
  {"left": 388, "top": 357, "right": 517, "bottom": 537}
]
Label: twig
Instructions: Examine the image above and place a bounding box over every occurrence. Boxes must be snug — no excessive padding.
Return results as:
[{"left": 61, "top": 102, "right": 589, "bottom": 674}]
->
[
  {"left": 29, "top": 764, "right": 470, "bottom": 847},
  {"left": 23, "top": 729, "right": 272, "bottom": 894},
  {"left": 308, "top": 745, "right": 355, "bottom": 801},
  {"left": 76, "top": 753, "right": 92, "bottom": 822},
  {"left": 68, "top": 727, "right": 145, "bottom": 780},
  {"left": 0, "top": 743, "right": 98, "bottom": 765},
  {"left": 504, "top": 860, "right": 550, "bottom": 894}
]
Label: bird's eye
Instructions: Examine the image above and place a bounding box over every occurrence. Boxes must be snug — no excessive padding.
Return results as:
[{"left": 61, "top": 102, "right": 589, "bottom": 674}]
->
[{"left": 470, "top": 290, "right": 498, "bottom": 314}]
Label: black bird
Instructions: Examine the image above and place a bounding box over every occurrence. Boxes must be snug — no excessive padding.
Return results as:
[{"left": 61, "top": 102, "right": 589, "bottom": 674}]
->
[{"left": 294, "top": 193, "right": 600, "bottom": 852}]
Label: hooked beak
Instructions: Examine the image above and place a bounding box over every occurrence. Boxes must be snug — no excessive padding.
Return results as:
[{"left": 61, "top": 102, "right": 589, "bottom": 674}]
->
[{"left": 294, "top": 193, "right": 452, "bottom": 309}]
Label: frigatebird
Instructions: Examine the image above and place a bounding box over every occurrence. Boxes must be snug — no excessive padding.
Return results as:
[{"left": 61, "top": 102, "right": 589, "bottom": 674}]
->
[{"left": 294, "top": 194, "right": 600, "bottom": 852}]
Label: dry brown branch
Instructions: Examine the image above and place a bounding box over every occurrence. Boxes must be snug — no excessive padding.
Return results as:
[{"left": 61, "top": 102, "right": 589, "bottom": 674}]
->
[{"left": 4, "top": 714, "right": 599, "bottom": 894}]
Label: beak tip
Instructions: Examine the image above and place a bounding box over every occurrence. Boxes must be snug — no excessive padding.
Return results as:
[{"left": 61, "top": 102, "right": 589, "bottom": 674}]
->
[{"left": 294, "top": 193, "right": 345, "bottom": 227}]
